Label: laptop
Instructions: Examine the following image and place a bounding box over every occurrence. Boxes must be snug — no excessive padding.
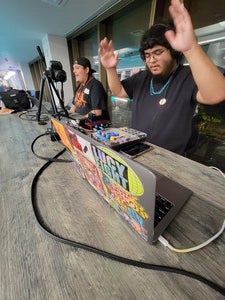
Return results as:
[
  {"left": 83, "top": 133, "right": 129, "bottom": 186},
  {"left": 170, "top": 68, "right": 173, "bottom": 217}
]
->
[{"left": 51, "top": 117, "right": 192, "bottom": 244}]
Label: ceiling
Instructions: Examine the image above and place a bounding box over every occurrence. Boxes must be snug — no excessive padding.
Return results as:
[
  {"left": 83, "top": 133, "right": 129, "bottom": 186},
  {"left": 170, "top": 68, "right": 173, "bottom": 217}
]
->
[
  {"left": 0, "top": 0, "right": 120, "bottom": 78},
  {"left": 1, "top": 0, "right": 225, "bottom": 81}
]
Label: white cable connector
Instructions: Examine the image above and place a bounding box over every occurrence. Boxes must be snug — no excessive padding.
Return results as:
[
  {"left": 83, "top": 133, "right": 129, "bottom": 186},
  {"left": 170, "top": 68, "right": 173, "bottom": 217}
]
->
[
  {"left": 158, "top": 220, "right": 225, "bottom": 253},
  {"left": 208, "top": 166, "right": 225, "bottom": 178}
]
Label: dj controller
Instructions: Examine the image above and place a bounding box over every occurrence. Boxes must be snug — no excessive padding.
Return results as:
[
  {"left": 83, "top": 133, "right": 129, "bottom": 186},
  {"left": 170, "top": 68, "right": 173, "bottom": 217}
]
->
[
  {"left": 66, "top": 117, "right": 147, "bottom": 151},
  {"left": 91, "top": 127, "right": 147, "bottom": 150}
]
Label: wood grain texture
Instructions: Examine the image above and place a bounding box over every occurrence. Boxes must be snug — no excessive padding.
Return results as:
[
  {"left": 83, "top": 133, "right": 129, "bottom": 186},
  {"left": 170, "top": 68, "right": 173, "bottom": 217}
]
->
[{"left": 0, "top": 114, "right": 224, "bottom": 300}]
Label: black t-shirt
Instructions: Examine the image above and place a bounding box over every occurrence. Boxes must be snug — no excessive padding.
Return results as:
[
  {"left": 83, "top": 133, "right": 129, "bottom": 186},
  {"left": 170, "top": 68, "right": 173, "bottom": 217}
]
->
[
  {"left": 121, "top": 65, "right": 198, "bottom": 155},
  {"left": 73, "top": 77, "right": 109, "bottom": 119}
]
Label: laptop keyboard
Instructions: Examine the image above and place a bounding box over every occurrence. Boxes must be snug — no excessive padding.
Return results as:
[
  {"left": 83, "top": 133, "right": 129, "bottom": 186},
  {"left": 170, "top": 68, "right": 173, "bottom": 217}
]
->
[{"left": 154, "top": 194, "right": 174, "bottom": 227}]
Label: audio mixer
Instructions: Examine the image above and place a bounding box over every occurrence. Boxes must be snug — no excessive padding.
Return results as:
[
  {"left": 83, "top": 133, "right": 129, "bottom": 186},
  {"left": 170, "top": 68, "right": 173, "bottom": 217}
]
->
[{"left": 91, "top": 127, "right": 147, "bottom": 150}]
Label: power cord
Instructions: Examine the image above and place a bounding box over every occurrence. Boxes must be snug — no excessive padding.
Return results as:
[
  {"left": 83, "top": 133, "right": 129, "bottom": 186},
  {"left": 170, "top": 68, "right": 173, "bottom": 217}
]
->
[
  {"left": 31, "top": 129, "right": 72, "bottom": 163},
  {"left": 208, "top": 166, "right": 225, "bottom": 178},
  {"left": 30, "top": 147, "right": 225, "bottom": 296},
  {"left": 159, "top": 220, "right": 225, "bottom": 253},
  {"left": 18, "top": 110, "right": 50, "bottom": 123}
]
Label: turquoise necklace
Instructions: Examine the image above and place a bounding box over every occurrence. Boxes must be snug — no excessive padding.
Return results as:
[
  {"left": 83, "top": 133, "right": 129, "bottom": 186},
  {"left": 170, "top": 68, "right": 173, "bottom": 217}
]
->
[{"left": 150, "top": 77, "right": 171, "bottom": 95}]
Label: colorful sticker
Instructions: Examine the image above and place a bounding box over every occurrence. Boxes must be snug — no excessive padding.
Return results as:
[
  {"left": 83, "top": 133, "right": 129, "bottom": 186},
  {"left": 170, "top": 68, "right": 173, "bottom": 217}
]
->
[{"left": 92, "top": 145, "right": 144, "bottom": 196}]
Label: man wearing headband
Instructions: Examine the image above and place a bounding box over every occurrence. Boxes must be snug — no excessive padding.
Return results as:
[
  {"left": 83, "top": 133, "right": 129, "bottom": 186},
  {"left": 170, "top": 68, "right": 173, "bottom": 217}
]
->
[
  {"left": 69, "top": 57, "right": 109, "bottom": 120},
  {"left": 98, "top": 0, "right": 225, "bottom": 155}
]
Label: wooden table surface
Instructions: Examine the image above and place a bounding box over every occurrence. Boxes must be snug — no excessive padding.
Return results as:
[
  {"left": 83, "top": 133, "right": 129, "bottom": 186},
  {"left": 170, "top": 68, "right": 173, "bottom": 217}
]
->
[{"left": 0, "top": 113, "right": 224, "bottom": 300}]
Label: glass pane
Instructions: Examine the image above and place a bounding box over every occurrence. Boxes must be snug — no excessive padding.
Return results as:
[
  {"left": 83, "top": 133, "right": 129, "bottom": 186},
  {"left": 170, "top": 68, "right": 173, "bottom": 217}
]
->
[
  {"left": 187, "top": 37, "right": 225, "bottom": 172},
  {"left": 78, "top": 28, "right": 99, "bottom": 79},
  {"left": 107, "top": 0, "right": 151, "bottom": 127}
]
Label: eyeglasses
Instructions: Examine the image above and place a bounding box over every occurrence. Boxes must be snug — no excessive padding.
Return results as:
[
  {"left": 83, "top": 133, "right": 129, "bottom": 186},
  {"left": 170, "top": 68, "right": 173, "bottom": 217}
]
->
[{"left": 144, "top": 48, "right": 167, "bottom": 61}]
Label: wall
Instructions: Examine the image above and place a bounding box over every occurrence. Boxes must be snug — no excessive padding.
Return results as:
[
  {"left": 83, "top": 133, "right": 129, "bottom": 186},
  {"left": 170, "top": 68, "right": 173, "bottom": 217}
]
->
[
  {"left": 20, "top": 63, "right": 35, "bottom": 91},
  {"left": 42, "top": 34, "right": 74, "bottom": 106}
]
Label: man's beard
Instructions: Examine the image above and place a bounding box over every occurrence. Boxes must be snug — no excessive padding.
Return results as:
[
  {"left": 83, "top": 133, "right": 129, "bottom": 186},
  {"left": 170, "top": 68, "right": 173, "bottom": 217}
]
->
[{"left": 152, "top": 61, "right": 177, "bottom": 82}]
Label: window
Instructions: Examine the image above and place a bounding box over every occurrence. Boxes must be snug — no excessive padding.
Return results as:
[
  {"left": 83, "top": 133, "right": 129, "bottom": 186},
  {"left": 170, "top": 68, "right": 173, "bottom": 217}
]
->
[{"left": 106, "top": 0, "right": 151, "bottom": 126}]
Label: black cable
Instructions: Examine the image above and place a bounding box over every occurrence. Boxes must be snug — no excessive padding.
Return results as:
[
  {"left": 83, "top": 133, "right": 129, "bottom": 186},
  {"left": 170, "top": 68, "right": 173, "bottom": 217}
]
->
[
  {"left": 31, "top": 132, "right": 72, "bottom": 162},
  {"left": 18, "top": 110, "right": 50, "bottom": 122},
  {"left": 31, "top": 149, "right": 225, "bottom": 296}
]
